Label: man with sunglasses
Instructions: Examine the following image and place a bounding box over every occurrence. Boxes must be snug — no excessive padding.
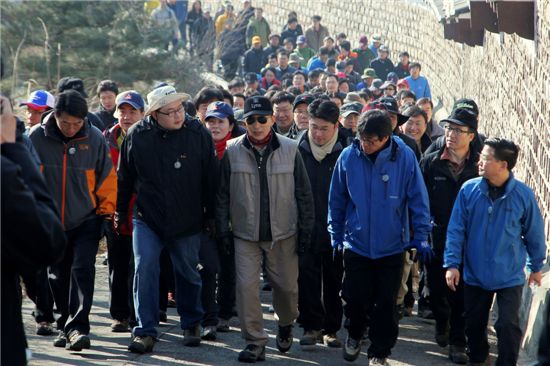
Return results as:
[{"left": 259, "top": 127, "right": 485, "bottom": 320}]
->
[
  {"left": 217, "top": 95, "right": 314, "bottom": 363},
  {"left": 419, "top": 108, "right": 481, "bottom": 364},
  {"left": 117, "top": 85, "right": 218, "bottom": 354}
]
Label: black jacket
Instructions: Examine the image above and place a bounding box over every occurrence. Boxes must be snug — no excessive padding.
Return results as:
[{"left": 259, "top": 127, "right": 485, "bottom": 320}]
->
[
  {"left": 370, "top": 57, "right": 395, "bottom": 81},
  {"left": 93, "top": 106, "right": 117, "bottom": 131},
  {"left": 419, "top": 143, "right": 481, "bottom": 254},
  {"left": 393, "top": 62, "right": 410, "bottom": 79},
  {"left": 395, "top": 131, "right": 421, "bottom": 161},
  {"left": 262, "top": 44, "right": 283, "bottom": 64},
  {"left": 117, "top": 114, "right": 218, "bottom": 240},
  {"left": 1, "top": 143, "right": 66, "bottom": 366},
  {"left": 243, "top": 47, "right": 265, "bottom": 74},
  {"left": 298, "top": 130, "right": 349, "bottom": 252}
]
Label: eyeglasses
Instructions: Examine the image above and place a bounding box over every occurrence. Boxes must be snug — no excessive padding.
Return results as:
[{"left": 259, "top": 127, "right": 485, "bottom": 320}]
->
[
  {"left": 294, "top": 109, "right": 309, "bottom": 115},
  {"left": 157, "top": 105, "right": 185, "bottom": 118},
  {"left": 443, "top": 124, "right": 472, "bottom": 136},
  {"left": 359, "top": 136, "right": 382, "bottom": 146},
  {"left": 245, "top": 116, "right": 269, "bottom": 125}
]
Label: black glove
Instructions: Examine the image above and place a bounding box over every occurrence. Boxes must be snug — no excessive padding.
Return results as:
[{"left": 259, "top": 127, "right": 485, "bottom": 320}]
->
[
  {"left": 218, "top": 235, "right": 233, "bottom": 256},
  {"left": 297, "top": 231, "right": 311, "bottom": 256}
]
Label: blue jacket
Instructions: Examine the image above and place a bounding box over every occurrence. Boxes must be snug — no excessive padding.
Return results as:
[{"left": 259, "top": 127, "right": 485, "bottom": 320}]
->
[
  {"left": 307, "top": 57, "right": 326, "bottom": 72},
  {"left": 405, "top": 75, "right": 431, "bottom": 99},
  {"left": 328, "top": 136, "right": 431, "bottom": 259},
  {"left": 444, "top": 176, "right": 546, "bottom": 291}
]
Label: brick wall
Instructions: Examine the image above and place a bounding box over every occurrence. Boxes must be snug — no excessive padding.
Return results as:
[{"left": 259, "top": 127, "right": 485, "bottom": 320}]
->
[{"left": 205, "top": 0, "right": 550, "bottom": 357}]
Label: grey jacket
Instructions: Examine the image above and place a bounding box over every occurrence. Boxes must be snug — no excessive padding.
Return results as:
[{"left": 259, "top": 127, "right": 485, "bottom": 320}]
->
[{"left": 216, "top": 133, "right": 314, "bottom": 242}]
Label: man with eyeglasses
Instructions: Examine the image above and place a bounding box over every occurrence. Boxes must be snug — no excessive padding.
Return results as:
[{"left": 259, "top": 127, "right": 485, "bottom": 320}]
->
[
  {"left": 419, "top": 107, "right": 481, "bottom": 364},
  {"left": 29, "top": 90, "right": 117, "bottom": 351},
  {"left": 117, "top": 85, "right": 218, "bottom": 354},
  {"left": 328, "top": 109, "right": 431, "bottom": 364},
  {"left": 216, "top": 95, "right": 314, "bottom": 363}
]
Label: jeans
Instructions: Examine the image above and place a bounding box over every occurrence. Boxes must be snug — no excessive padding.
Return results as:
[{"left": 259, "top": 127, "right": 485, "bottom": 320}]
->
[
  {"left": 199, "top": 232, "right": 220, "bottom": 327},
  {"left": 132, "top": 218, "right": 203, "bottom": 338},
  {"left": 342, "top": 250, "right": 403, "bottom": 358},
  {"left": 464, "top": 284, "right": 523, "bottom": 365},
  {"left": 49, "top": 216, "right": 102, "bottom": 335}
]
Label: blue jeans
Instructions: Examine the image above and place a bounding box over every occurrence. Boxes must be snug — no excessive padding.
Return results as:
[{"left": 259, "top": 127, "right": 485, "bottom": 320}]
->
[{"left": 132, "top": 218, "right": 203, "bottom": 337}]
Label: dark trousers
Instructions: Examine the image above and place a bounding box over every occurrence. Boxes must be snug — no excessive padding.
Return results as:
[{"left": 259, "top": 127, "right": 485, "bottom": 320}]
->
[
  {"left": 342, "top": 250, "right": 403, "bottom": 358},
  {"left": 21, "top": 266, "right": 55, "bottom": 323},
  {"left": 427, "top": 255, "right": 466, "bottom": 346},
  {"left": 106, "top": 225, "right": 135, "bottom": 322},
  {"left": 217, "top": 237, "right": 236, "bottom": 321},
  {"left": 464, "top": 284, "right": 523, "bottom": 365},
  {"left": 298, "top": 249, "right": 343, "bottom": 334},
  {"left": 539, "top": 302, "right": 550, "bottom": 365},
  {"left": 199, "top": 232, "right": 220, "bottom": 327},
  {"left": 159, "top": 249, "right": 175, "bottom": 312},
  {"left": 49, "top": 217, "right": 102, "bottom": 335}
]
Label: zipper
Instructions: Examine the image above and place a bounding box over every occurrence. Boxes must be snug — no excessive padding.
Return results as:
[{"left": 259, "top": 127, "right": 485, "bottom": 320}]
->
[{"left": 61, "top": 145, "right": 68, "bottom": 227}]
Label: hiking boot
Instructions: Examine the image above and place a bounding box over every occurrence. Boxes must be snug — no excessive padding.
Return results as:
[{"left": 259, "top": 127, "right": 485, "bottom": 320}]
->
[
  {"left": 183, "top": 325, "right": 201, "bottom": 347},
  {"left": 53, "top": 332, "right": 67, "bottom": 347},
  {"left": 217, "top": 318, "right": 231, "bottom": 332},
  {"left": 323, "top": 333, "right": 342, "bottom": 348},
  {"left": 159, "top": 310, "right": 168, "bottom": 323},
  {"left": 343, "top": 335, "right": 361, "bottom": 362},
  {"left": 201, "top": 325, "right": 217, "bottom": 341},
  {"left": 370, "top": 357, "right": 388, "bottom": 365},
  {"left": 111, "top": 319, "right": 129, "bottom": 333},
  {"left": 435, "top": 322, "right": 450, "bottom": 347},
  {"left": 276, "top": 324, "right": 293, "bottom": 353},
  {"left": 299, "top": 329, "right": 322, "bottom": 346},
  {"left": 65, "top": 330, "right": 90, "bottom": 351},
  {"left": 36, "top": 322, "right": 54, "bottom": 336},
  {"left": 167, "top": 292, "right": 176, "bottom": 308},
  {"left": 238, "top": 344, "right": 266, "bottom": 363},
  {"left": 128, "top": 335, "right": 155, "bottom": 354},
  {"left": 449, "top": 345, "right": 469, "bottom": 364}
]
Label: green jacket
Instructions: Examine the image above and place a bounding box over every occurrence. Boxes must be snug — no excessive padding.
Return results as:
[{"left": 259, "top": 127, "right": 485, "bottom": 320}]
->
[
  {"left": 296, "top": 47, "right": 315, "bottom": 67},
  {"left": 246, "top": 17, "right": 271, "bottom": 47}
]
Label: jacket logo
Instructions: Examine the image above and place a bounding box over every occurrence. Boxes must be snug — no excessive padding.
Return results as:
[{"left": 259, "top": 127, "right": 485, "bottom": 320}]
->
[
  {"left": 79, "top": 144, "right": 90, "bottom": 150},
  {"left": 434, "top": 176, "right": 446, "bottom": 181}
]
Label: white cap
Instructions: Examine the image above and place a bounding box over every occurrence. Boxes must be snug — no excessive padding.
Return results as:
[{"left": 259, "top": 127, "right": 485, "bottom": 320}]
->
[{"left": 144, "top": 86, "right": 190, "bottom": 115}]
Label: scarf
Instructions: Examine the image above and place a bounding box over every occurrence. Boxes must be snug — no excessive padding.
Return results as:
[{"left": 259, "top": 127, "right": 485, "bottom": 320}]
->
[
  {"left": 215, "top": 131, "right": 232, "bottom": 160},
  {"left": 308, "top": 128, "right": 339, "bottom": 162},
  {"left": 247, "top": 129, "right": 273, "bottom": 148}
]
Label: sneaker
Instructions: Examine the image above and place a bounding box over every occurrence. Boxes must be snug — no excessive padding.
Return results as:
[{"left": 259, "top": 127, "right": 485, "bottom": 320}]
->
[
  {"left": 65, "top": 330, "right": 90, "bottom": 351},
  {"left": 217, "top": 318, "right": 231, "bottom": 332},
  {"left": 128, "top": 335, "right": 155, "bottom": 354},
  {"left": 449, "top": 345, "right": 468, "bottom": 364},
  {"left": 435, "top": 322, "right": 450, "bottom": 347},
  {"left": 111, "top": 319, "right": 129, "bottom": 333},
  {"left": 159, "top": 310, "right": 168, "bottom": 323},
  {"left": 53, "top": 332, "right": 67, "bottom": 348},
  {"left": 183, "top": 325, "right": 201, "bottom": 347},
  {"left": 299, "top": 329, "right": 322, "bottom": 346},
  {"left": 343, "top": 335, "right": 361, "bottom": 362},
  {"left": 238, "top": 344, "right": 266, "bottom": 363},
  {"left": 36, "top": 322, "right": 54, "bottom": 336},
  {"left": 276, "top": 324, "right": 293, "bottom": 353},
  {"left": 323, "top": 333, "right": 342, "bottom": 348},
  {"left": 201, "top": 325, "right": 217, "bottom": 341},
  {"left": 167, "top": 292, "right": 176, "bottom": 308},
  {"left": 370, "top": 357, "right": 388, "bottom": 365}
]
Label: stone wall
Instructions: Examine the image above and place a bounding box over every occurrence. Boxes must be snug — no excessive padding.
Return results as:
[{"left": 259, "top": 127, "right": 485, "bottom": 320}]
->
[{"left": 205, "top": 0, "right": 550, "bottom": 358}]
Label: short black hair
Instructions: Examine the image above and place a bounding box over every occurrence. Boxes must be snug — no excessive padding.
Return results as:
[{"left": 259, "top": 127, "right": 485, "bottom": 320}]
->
[
  {"left": 217, "top": 86, "right": 234, "bottom": 106},
  {"left": 483, "top": 138, "right": 520, "bottom": 171},
  {"left": 233, "top": 93, "right": 246, "bottom": 101},
  {"left": 308, "top": 69, "right": 322, "bottom": 79},
  {"left": 409, "top": 62, "right": 421, "bottom": 70},
  {"left": 271, "top": 91, "right": 295, "bottom": 105},
  {"left": 401, "top": 104, "right": 428, "bottom": 124},
  {"left": 286, "top": 86, "right": 301, "bottom": 96},
  {"left": 325, "top": 73, "right": 338, "bottom": 82},
  {"left": 228, "top": 78, "right": 245, "bottom": 90},
  {"left": 308, "top": 98, "right": 339, "bottom": 124},
  {"left": 287, "top": 17, "right": 298, "bottom": 24},
  {"left": 183, "top": 100, "right": 196, "bottom": 117},
  {"left": 318, "top": 46, "right": 330, "bottom": 56},
  {"left": 326, "top": 91, "right": 345, "bottom": 104},
  {"left": 416, "top": 97, "right": 433, "bottom": 109},
  {"left": 396, "top": 89, "right": 417, "bottom": 102},
  {"left": 357, "top": 109, "right": 393, "bottom": 139},
  {"left": 96, "top": 79, "right": 118, "bottom": 96},
  {"left": 399, "top": 51, "right": 410, "bottom": 58},
  {"left": 55, "top": 90, "right": 88, "bottom": 119},
  {"left": 340, "top": 41, "right": 351, "bottom": 52},
  {"left": 338, "top": 78, "right": 349, "bottom": 86},
  {"left": 262, "top": 66, "right": 277, "bottom": 77},
  {"left": 293, "top": 70, "right": 307, "bottom": 79},
  {"left": 277, "top": 49, "right": 289, "bottom": 58},
  {"left": 194, "top": 87, "right": 224, "bottom": 108}
]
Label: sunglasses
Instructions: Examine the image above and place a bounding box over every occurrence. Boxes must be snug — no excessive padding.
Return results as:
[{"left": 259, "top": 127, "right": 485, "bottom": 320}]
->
[{"left": 245, "top": 116, "right": 269, "bottom": 125}]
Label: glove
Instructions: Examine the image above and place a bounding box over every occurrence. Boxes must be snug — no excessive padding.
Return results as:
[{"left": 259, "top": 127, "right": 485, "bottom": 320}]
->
[
  {"left": 296, "top": 231, "right": 311, "bottom": 256},
  {"left": 411, "top": 238, "right": 433, "bottom": 264},
  {"left": 113, "top": 211, "right": 130, "bottom": 236},
  {"left": 218, "top": 235, "right": 233, "bottom": 256}
]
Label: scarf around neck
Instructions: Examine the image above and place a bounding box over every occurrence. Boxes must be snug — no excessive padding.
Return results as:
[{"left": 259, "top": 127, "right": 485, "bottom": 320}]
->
[
  {"left": 308, "top": 128, "right": 339, "bottom": 162},
  {"left": 215, "top": 131, "right": 232, "bottom": 160}
]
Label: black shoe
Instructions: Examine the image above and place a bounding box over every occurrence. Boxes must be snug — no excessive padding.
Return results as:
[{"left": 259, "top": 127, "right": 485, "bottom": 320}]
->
[
  {"left": 435, "top": 322, "right": 450, "bottom": 347},
  {"left": 449, "top": 345, "right": 468, "bottom": 364},
  {"left": 65, "top": 330, "right": 90, "bottom": 351},
  {"left": 53, "top": 332, "right": 67, "bottom": 347},
  {"left": 261, "top": 282, "right": 272, "bottom": 291},
  {"left": 238, "top": 344, "right": 266, "bottom": 363},
  {"left": 276, "top": 324, "right": 293, "bottom": 353},
  {"left": 183, "top": 325, "right": 201, "bottom": 347},
  {"left": 159, "top": 310, "right": 168, "bottom": 323},
  {"left": 111, "top": 319, "right": 130, "bottom": 333},
  {"left": 128, "top": 335, "right": 155, "bottom": 354},
  {"left": 201, "top": 325, "right": 217, "bottom": 341},
  {"left": 36, "top": 322, "right": 54, "bottom": 336},
  {"left": 343, "top": 335, "right": 361, "bottom": 362}
]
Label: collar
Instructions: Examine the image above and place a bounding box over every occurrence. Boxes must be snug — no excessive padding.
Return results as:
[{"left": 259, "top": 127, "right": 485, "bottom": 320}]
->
[{"left": 479, "top": 173, "right": 516, "bottom": 196}]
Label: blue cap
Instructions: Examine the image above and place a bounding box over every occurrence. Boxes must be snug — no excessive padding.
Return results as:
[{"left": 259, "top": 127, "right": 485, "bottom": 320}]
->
[
  {"left": 205, "top": 102, "right": 234, "bottom": 120},
  {"left": 20, "top": 90, "right": 55, "bottom": 110},
  {"left": 116, "top": 90, "right": 145, "bottom": 110}
]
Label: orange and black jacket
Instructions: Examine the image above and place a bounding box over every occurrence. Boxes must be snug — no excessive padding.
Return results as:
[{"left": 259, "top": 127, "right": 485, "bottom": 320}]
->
[{"left": 29, "top": 112, "right": 117, "bottom": 231}]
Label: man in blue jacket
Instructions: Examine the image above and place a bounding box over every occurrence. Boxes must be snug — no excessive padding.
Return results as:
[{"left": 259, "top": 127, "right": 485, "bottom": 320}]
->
[
  {"left": 445, "top": 137, "right": 546, "bottom": 366},
  {"left": 328, "top": 109, "right": 432, "bottom": 364}
]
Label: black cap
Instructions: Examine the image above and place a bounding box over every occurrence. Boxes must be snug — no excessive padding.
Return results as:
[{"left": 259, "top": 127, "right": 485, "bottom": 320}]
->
[
  {"left": 452, "top": 98, "right": 479, "bottom": 116},
  {"left": 57, "top": 76, "right": 88, "bottom": 98},
  {"left": 244, "top": 72, "right": 258, "bottom": 84},
  {"left": 243, "top": 96, "right": 273, "bottom": 119},
  {"left": 376, "top": 97, "right": 408, "bottom": 125},
  {"left": 441, "top": 108, "right": 478, "bottom": 131},
  {"left": 293, "top": 94, "right": 315, "bottom": 111}
]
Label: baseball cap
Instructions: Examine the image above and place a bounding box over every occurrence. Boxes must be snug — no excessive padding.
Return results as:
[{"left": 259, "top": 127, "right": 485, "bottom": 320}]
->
[
  {"left": 441, "top": 108, "right": 478, "bottom": 131},
  {"left": 57, "top": 77, "right": 88, "bottom": 98},
  {"left": 386, "top": 72, "right": 399, "bottom": 84},
  {"left": 252, "top": 36, "right": 261, "bottom": 45},
  {"left": 362, "top": 68, "right": 377, "bottom": 79},
  {"left": 116, "top": 90, "right": 145, "bottom": 110},
  {"left": 244, "top": 72, "right": 259, "bottom": 84},
  {"left": 366, "top": 96, "right": 408, "bottom": 125},
  {"left": 296, "top": 35, "right": 306, "bottom": 45},
  {"left": 379, "top": 45, "right": 389, "bottom": 53},
  {"left": 368, "top": 79, "right": 384, "bottom": 92},
  {"left": 243, "top": 96, "right": 273, "bottom": 119},
  {"left": 359, "top": 35, "right": 368, "bottom": 45},
  {"left": 452, "top": 98, "right": 479, "bottom": 116},
  {"left": 380, "top": 81, "right": 396, "bottom": 90},
  {"left": 144, "top": 85, "right": 191, "bottom": 115},
  {"left": 372, "top": 34, "right": 382, "bottom": 42},
  {"left": 341, "top": 102, "right": 363, "bottom": 117},
  {"left": 293, "top": 94, "right": 314, "bottom": 111},
  {"left": 20, "top": 90, "right": 55, "bottom": 110},
  {"left": 205, "top": 101, "right": 234, "bottom": 120},
  {"left": 397, "top": 79, "right": 409, "bottom": 88},
  {"left": 289, "top": 53, "right": 304, "bottom": 64}
]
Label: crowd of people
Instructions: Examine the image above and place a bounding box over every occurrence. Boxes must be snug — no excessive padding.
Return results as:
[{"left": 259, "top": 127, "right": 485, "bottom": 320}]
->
[{"left": 2, "top": 1, "right": 549, "bottom": 366}]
